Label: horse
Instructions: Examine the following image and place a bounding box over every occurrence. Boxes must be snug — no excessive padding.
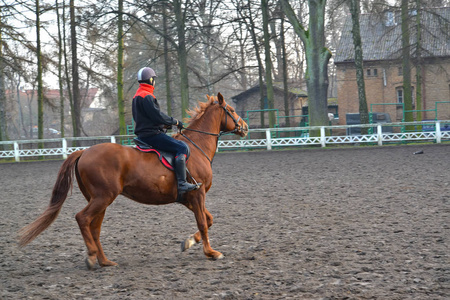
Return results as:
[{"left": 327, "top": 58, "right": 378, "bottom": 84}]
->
[{"left": 18, "top": 93, "right": 248, "bottom": 269}]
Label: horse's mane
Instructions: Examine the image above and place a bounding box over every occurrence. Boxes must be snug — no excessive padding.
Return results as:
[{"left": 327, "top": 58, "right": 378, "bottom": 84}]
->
[{"left": 184, "top": 95, "right": 217, "bottom": 126}]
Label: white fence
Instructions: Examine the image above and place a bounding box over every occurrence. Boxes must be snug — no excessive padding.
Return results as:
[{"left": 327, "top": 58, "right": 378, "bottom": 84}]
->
[{"left": 1, "top": 121, "right": 449, "bottom": 162}]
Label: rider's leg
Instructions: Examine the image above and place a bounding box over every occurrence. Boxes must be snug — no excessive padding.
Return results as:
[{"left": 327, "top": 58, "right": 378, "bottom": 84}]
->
[
  {"left": 174, "top": 154, "right": 198, "bottom": 193},
  {"left": 139, "top": 133, "right": 199, "bottom": 193}
]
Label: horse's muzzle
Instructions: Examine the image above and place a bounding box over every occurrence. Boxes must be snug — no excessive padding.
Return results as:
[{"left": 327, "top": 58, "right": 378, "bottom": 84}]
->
[{"left": 238, "top": 123, "right": 249, "bottom": 137}]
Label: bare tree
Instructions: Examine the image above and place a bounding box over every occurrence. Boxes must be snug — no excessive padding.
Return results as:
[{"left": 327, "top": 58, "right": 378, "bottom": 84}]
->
[
  {"left": 282, "top": 0, "right": 332, "bottom": 133},
  {"left": 162, "top": 2, "right": 173, "bottom": 115},
  {"left": 0, "top": 5, "right": 7, "bottom": 142},
  {"left": 117, "top": 0, "right": 125, "bottom": 135},
  {"left": 401, "top": 0, "right": 413, "bottom": 128},
  {"left": 261, "top": 0, "right": 276, "bottom": 127},
  {"left": 56, "top": 0, "right": 65, "bottom": 137},
  {"left": 231, "top": 0, "right": 267, "bottom": 126},
  {"left": 70, "top": 0, "right": 82, "bottom": 137},
  {"left": 415, "top": 0, "right": 422, "bottom": 123},
  {"left": 36, "top": 0, "right": 44, "bottom": 141},
  {"left": 348, "top": 0, "right": 369, "bottom": 133}
]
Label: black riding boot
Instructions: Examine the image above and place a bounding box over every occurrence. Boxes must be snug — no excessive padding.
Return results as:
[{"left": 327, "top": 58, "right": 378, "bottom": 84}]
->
[{"left": 174, "top": 155, "right": 198, "bottom": 193}]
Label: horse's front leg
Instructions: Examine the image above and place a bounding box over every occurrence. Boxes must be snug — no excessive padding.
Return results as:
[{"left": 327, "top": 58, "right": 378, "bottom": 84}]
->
[
  {"left": 185, "top": 191, "right": 223, "bottom": 260},
  {"left": 181, "top": 208, "right": 213, "bottom": 252}
]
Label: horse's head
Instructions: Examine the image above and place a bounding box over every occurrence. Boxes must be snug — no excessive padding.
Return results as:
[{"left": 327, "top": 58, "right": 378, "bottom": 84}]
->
[{"left": 208, "top": 93, "right": 248, "bottom": 138}]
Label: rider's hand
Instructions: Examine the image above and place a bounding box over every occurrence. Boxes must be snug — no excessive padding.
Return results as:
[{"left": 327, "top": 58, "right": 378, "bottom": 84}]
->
[{"left": 176, "top": 120, "right": 184, "bottom": 129}]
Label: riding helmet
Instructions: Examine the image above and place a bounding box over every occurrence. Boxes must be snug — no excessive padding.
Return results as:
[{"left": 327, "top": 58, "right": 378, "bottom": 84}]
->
[{"left": 137, "top": 67, "right": 157, "bottom": 84}]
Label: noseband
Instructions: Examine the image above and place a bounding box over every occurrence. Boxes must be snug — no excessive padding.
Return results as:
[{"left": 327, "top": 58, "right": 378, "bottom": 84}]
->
[
  {"left": 180, "top": 102, "right": 243, "bottom": 164},
  {"left": 221, "top": 103, "right": 242, "bottom": 135}
]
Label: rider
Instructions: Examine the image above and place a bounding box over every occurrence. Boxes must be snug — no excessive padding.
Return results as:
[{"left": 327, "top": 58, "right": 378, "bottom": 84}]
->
[{"left": 132, "top": 67, "right": 199, "bottom": 194}]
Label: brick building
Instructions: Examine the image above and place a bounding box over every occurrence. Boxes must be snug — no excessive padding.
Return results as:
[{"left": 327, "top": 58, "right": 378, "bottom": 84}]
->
[{"left": 334, "top": 7, "right": 450, "bottom": 125}]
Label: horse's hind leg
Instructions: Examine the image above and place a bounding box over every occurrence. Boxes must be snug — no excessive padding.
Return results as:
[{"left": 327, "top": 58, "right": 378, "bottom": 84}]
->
[
  {"left": 75, "top": 197, "right": 116, "bottom": 269},
  {"left": 90, "top": 211, "right": 117, "bottom": 267},
  {"left": 181, "top": 208, "right": 213, "bottom": 252}
]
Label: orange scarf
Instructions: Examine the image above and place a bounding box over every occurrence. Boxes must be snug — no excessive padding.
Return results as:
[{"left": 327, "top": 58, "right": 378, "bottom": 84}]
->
[{"left": 134, "top": 84, "right": 155, "bottom": 99}]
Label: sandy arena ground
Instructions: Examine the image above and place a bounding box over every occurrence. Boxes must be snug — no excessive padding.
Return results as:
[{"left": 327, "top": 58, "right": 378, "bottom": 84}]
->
[{"left": 1, "top": 143, "right": 449, "bottom": 299}]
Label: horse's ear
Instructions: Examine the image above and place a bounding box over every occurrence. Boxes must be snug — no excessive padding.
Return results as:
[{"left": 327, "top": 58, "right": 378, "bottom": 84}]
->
[
  {"left": 206, "top": 95, "right": 211, "bottom": 102},
  {"left": 217, "top": 92, "right": 224, "bottom": 105}
]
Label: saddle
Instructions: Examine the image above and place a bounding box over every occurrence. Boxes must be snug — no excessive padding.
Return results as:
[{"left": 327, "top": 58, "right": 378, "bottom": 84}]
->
[{"left": 133, "top": 137, "right": 190, "bottom": 171}]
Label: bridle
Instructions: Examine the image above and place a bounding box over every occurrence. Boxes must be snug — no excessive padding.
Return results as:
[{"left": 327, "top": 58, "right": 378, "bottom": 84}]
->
[{"left": 180, "top": 102, "right": 243, "bottom": 165}]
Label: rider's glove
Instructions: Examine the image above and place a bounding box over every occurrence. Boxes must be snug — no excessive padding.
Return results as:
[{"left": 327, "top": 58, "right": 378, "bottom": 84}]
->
[{"left": 176, "top": 120, "right": 184, "bottom": 129}]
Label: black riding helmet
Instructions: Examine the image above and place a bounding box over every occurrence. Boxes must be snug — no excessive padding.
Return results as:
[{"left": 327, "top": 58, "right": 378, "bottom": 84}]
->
[{"left": 137, "top": 67, "right": 157, "bottom": 85}]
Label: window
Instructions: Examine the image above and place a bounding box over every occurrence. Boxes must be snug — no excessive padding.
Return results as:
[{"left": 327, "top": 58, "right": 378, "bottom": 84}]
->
[
  {"left": 396, "top": 87, "right": 415, "bottom": 104},
  {"left": 397, "top": 88, "right": 403, "bottom": 103},
  {"left": 398, "top": 67, "right": 403, "bottom": 76},
  {"left": 366, "top": 68, "right": 378, "bottom": 77},
  {"left": 385, "top": 11, "right": 395, "bottom": 26}
]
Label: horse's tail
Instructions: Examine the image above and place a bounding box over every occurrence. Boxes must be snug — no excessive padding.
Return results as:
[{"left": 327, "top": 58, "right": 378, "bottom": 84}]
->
[{"left": 18, "top": 150, "right": 84, "bottom": 247}]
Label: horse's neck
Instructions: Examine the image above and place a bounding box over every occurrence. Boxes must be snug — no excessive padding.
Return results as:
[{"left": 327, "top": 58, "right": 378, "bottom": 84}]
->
[{"left": 185, "top": 108, "right": 221, "bottom": 160}]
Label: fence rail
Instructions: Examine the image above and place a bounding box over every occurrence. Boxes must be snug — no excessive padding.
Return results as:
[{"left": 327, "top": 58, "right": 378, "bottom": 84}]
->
[{"left": 1, "top": 121, "right": 449, "bottom": 162}]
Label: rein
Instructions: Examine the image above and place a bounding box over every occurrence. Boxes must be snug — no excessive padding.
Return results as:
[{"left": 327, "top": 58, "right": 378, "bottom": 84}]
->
[
  {"left": 180, "top": 103, "right": 242, "bottom": 165},
  {"left": 180, "top": 132, "right": 214, "bottom": 165}
]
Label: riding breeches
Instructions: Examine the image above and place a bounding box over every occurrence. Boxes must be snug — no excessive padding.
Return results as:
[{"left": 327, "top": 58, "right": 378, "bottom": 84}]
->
[{"left": 138, "top": 133, "right": 189, "bottom": 158}]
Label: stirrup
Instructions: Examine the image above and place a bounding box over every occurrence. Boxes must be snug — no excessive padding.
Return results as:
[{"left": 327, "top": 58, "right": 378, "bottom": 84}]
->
[
  {"left": 177, "top": 181, "right": 197, "bottom": 193},
  {"left": 178, "top": 182, "right": 200, "bottom": 193}
]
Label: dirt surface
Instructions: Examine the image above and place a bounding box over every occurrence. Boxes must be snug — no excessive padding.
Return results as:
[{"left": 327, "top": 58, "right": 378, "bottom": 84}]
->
[{"left": 1, "top": 144, "right": 449, "bottom": 299}]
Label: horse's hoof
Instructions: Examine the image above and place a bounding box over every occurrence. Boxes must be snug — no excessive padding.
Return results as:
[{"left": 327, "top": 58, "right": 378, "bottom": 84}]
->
[
  {"left": 181, "top": 236, "right": 197, "bottom": 252},
  {"left": 212, "top": 253, "right": 225, "bottom": 260},
  {"left": 85, "top": 257, "right": 96, "bottom": 270},
  {"left": 99, "top": 260, "right": 118, "bottom": 267}
]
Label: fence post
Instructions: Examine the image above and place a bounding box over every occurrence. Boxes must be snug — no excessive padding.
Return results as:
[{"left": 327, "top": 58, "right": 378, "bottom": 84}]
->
[
  {"left": 377, "top": 124, "right": 383, "bottom": 146},
  {"left": 320, "top": 127, "right": 326, "bottom": 147},
  {"left": 14, "top": 142, "right": 20, "bottom": 162},
  {"left": 111, "top": 136, "right": 116, "bottom": 144},
  {"left": 436, "top": 121, "right": 441, "bottom": 143},
  {"left": 266, "top": 129, "right": 272, "bottom": 150},
  {"left": 62, "top": 138, "right": 68, "bottom": 159}
]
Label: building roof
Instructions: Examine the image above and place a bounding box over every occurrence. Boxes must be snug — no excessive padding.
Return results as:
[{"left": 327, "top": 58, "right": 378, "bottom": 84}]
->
[
  {"left": 231, "top": 83, "right": 307, "bottom": 102},
  {"left": 334, "top": 7, "right": 450, "bottom": 63}
]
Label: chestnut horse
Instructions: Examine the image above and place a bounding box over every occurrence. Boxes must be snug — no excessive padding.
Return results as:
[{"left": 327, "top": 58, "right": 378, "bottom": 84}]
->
[{"left": 18, "top": 93, "right": 248, "bottom": 269}]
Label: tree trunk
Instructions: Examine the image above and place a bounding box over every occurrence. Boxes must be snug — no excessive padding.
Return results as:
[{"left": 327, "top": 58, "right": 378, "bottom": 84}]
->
[
  {"left": 117, "top": 0, "right": 126, "bottom": 135},
  {"left": 163, "top": 4, "right": 173, "bottom": 116},
  {"left": 415, "top": 0, "right": 422, "bottom": 125},
  {"left": 16, "top": 78, "right": 27, "bottom": 138},
  {"left": 238, "top": 26, "right": 248, "bottom": 91},
  {"left": 63, "top": 1, "right": 75, "bottom": 136},
  {"left": 261, "top": 0, "right": 276, "bottom": 128},
  {"left": 246, "top": 0, "right": 265, "bottom": 127},
  {"left": 36, "top": 0, "right": 44, "bottom": 142},
  {"left": 56, "top": 0, "right": 65, "bottom": 137},
  {"left": 401, "top": 0, "right": 413, "bottom": 130},
  {"left": 0, "top": 10, "right": 7, "bottom": 143},
  {"left": 199, "top": 0, "right": 214, "bottom": 95},
  {"left": 70, "top": 0, "right": 82, "bottom": 137},
  {"left": 270, "top": 10, "right": 283, "bottom": 82},
  {"left": 282, "top": 0, "right": 331, "bottom": 136},
  {"left": 280, "top": 17, "right": 290, "bottom": 127},
  {"left": 349, "top": 0, "right": 369, "bottom": 134},
  {"left": 174, "top": 0, "right": 189, "bottom": 120}
]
